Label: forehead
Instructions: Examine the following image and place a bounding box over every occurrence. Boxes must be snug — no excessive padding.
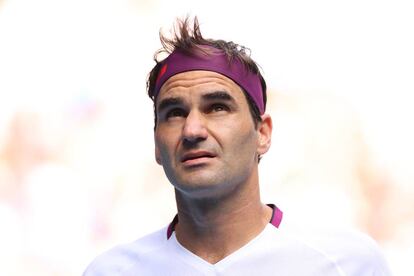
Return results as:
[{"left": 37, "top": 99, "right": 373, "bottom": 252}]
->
[{"left": 157, "top": 70, "right": 244, "bottom": 101}]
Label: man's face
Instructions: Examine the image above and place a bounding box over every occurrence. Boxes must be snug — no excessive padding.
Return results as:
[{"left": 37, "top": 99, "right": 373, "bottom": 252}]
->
[{"left": 154, "top": 70, "right": 267, "bottom": 199}]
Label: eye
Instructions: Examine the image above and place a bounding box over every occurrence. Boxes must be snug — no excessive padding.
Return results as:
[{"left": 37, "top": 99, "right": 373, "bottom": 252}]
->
[
  {"left": 210, "top": 103, "right": 229, "bottom": 113},
  {"left": 165, "top": 108, "right": 186, "bottom": 119}
]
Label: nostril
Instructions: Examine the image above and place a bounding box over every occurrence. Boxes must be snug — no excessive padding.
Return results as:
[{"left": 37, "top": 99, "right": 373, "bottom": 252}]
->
[
  {"left": 182, "top": 131, "right": 208, "bottom": 144},
  {"left": 182, "top": 136, "right": 206, "bottom": 147}
]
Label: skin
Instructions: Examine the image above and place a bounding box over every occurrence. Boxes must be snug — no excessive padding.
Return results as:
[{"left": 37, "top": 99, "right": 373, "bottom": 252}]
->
[{"left": 154, "top": 70, "right": 273, "bottom": 264}]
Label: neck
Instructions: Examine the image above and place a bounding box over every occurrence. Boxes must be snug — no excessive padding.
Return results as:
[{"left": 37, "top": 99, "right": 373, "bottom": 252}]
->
[{"left": 173, "top": 170, "right": 272, "bottom": 264}]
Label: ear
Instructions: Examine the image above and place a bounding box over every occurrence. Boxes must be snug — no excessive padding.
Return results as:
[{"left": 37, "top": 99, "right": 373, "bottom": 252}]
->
[{"left": 257, "top": 114, "right": 272, "bottom": 156}]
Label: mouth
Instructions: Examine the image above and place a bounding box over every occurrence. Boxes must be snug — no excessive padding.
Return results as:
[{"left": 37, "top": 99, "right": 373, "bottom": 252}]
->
[{"left": 181, "top": 151, "right": 216, "bottom": 164}]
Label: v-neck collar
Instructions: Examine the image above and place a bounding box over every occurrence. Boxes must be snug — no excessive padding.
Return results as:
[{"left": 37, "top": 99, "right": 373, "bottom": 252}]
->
[{"left": 167, "top": 222, "right": 278, "bottom": 272}]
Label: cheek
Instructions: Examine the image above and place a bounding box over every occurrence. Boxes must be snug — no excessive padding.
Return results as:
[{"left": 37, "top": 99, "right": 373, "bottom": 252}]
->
[
  {"left": 155, "top": 143, "right": 171, "bottom": 168},
  {"left": 155, "top": 138, "right": 167, "bottom": 155},
  {"left": 237, "top": 132, "right": 258, "bottom": 156},
  {"left": 155, "top": 132, "right": 178, "bottom": 161},
  {"left": 220, "top": 122, "right": 257, "bottom": 155}
]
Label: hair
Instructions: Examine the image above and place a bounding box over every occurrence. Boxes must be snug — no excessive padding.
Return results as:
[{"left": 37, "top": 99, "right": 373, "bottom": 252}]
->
[{"left": 146, "top": 17, "right": 267, "bottom": 129}]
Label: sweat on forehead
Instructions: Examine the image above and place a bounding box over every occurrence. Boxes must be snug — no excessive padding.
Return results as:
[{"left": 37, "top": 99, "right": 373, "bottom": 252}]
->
[{"left": 151, "top": 47, "right": 265, "bottom": 114}]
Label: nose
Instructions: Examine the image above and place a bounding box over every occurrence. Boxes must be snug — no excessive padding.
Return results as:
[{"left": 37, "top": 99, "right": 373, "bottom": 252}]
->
[{"left": 182, "top": 110, "right": 208, "bottom": 145}]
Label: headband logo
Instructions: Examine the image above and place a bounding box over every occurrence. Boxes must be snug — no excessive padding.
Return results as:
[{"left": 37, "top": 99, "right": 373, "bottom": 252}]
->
[{"left": 156, "top": 64, "right": 168, "bottom": 85}]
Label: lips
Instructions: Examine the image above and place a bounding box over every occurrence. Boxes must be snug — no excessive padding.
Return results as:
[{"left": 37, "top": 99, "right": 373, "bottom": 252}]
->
[{"left": 181, "top": 151, "right": 216, "bottom": 163}]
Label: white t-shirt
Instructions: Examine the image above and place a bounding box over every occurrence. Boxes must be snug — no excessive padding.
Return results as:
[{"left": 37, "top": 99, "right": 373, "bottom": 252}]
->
[{"left": 84, "top": 209, "right": 391, "bottom": 276}]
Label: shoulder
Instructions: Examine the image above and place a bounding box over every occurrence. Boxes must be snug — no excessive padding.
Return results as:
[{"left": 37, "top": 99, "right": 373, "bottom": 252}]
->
[
  {"left": 277, "top": 225, "right": 392, "bottom": 276},
  {"left": 83, "top": 227, "right": 168, "bottom": 276},
  {"left": 319, "top": 228, "right": 391, "bottom": 276}
]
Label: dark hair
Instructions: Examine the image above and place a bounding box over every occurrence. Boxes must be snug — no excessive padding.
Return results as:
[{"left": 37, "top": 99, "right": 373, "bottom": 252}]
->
[{"left": 146, "top": 16, "right": 267, "bottom": 129}]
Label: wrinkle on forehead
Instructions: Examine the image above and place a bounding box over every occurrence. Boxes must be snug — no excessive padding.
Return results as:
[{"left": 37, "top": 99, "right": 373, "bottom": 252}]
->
[{"left": 158, "top": 70, "right": 242, "bottom": 100}]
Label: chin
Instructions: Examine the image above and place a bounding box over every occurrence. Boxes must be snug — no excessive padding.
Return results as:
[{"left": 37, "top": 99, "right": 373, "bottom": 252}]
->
[{"left": 174, "top": 177, "right": 236, "bottom": 200}]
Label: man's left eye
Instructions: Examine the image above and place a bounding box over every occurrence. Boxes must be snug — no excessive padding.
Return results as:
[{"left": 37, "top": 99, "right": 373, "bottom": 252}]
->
[{"left": 211, "top": 104, "right": 228, "bottom": 112}]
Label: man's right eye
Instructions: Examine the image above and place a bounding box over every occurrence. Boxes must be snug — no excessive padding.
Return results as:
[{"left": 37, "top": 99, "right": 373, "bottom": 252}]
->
[{"left": 166, "top": 108, "right": 185, "bottom": 119}]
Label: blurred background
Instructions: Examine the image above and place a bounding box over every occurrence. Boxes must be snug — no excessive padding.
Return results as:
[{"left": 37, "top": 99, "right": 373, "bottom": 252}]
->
[{"left": 0, "top": 0, "right": 413, "bottom": 275}]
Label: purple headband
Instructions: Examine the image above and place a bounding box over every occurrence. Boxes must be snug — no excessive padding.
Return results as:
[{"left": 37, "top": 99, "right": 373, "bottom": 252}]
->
[{"left": 152, "top": 47, "right": 265, "bottom": 114}]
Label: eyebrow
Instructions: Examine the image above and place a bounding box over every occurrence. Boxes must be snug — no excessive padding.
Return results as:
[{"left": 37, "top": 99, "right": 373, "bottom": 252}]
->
[
  {"left": 157, "top": 97, "right": 184, "bottom": 113},
  {"left": 202, "top": 91, "right": 235, "bottom": 102}
]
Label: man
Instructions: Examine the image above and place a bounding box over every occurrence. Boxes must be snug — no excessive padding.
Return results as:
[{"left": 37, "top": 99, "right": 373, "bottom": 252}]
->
[{"left": 84, "top": 17, "right": 391, "bottom": 275}]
